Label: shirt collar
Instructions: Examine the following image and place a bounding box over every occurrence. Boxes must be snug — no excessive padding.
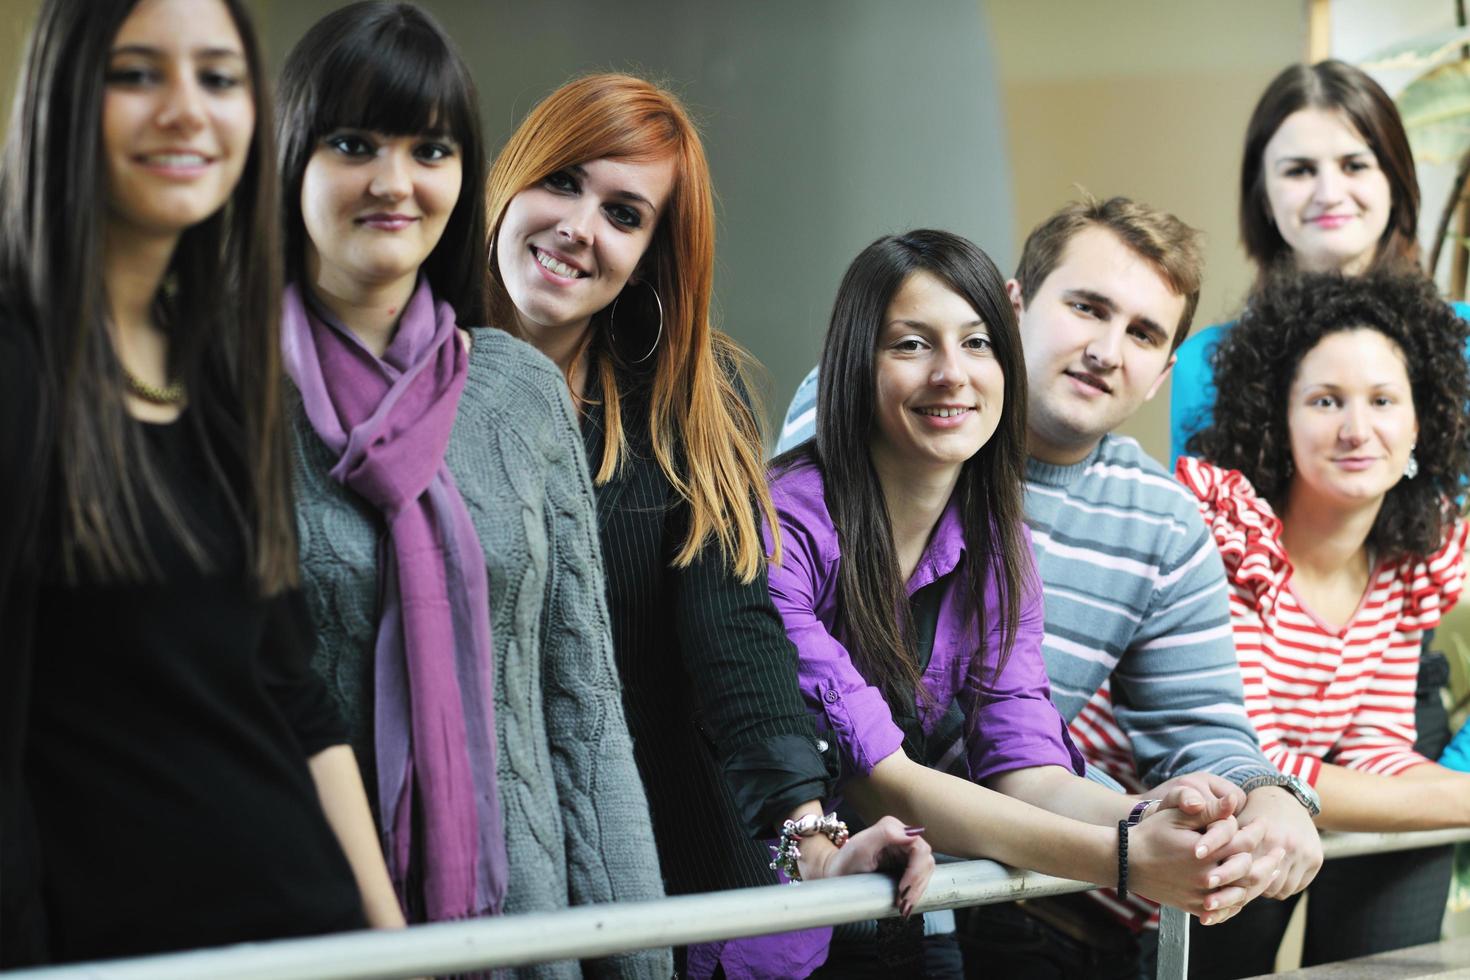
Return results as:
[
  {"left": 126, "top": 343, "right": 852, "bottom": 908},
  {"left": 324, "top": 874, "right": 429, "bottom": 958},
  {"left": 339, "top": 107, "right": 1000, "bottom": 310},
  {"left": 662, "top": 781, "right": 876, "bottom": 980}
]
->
[{"left": 908, "top": 491, "right": 966, "bottom": 594}]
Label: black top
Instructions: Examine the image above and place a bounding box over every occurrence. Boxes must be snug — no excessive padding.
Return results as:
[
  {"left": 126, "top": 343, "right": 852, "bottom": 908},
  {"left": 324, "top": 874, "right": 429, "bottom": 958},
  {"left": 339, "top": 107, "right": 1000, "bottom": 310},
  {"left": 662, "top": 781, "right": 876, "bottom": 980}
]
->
[
  {"left": 1, "top": 318, "right": 364, "bottom": 965},
  {"left": 1, "top": 318, "right": 48, "bottom": 966},
  {"left": 584, "top": 366, "right": 837, "bottom": 895},
  {"left": 892, "top": 573, "right": 950, "bottom": 765}
]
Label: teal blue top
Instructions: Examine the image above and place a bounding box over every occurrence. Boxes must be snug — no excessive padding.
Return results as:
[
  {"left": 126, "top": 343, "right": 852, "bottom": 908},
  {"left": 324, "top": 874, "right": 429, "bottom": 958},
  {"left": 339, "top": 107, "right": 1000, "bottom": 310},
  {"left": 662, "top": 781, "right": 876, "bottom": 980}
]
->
[{"left": 1168, "top": 301, "right": 1470, "bottom": 467}]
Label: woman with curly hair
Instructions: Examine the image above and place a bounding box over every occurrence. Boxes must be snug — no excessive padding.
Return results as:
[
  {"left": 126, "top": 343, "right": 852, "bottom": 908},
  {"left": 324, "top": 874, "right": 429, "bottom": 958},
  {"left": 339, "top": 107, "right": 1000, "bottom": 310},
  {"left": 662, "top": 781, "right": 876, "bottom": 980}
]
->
[{"left": 1178, "top": 270, "right": 1470, "bottom": 977}]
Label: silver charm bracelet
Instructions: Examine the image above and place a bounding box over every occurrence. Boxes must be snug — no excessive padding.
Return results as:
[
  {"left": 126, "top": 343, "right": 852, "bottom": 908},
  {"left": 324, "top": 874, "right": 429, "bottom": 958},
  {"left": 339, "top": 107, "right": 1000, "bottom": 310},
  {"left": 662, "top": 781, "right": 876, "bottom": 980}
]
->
[{"left": 770, "top": 812, "right": 850, "bottom": 883}]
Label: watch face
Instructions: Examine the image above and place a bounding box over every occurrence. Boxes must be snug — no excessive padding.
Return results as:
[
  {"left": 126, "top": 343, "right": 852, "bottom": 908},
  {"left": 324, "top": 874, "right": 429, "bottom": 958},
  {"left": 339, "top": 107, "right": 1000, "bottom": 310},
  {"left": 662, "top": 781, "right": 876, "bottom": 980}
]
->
[{"left": 1284, "top": 776, "right": 1321, "bottom": 815}]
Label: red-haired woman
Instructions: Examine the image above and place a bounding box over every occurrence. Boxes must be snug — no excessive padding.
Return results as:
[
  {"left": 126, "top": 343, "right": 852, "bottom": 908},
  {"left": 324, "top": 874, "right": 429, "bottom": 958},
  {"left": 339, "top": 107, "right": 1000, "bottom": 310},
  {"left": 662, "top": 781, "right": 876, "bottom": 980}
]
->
[{"left": 485, "top": 73, "right": 933, "bottom": 979}]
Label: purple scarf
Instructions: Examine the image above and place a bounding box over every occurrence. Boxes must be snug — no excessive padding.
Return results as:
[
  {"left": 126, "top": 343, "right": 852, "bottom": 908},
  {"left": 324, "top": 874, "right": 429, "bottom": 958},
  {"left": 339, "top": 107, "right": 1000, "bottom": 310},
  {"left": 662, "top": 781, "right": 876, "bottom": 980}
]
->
[{"left": 282, "top": 278, "right": 507, "bottom": 921}]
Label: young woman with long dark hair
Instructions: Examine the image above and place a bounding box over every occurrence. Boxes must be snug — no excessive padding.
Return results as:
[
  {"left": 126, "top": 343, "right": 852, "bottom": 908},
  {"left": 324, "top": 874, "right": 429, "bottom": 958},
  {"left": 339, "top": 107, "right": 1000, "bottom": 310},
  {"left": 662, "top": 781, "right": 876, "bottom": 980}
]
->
[
  {"left": 278, "top": 10, "right": 669, "bottom": 972},
  {"left": 1171, "top": 58, "right": 1464, "bottom": 459},
  {"left": 0, "top": 0, "right": 399, "bottom": 965},
  {"left": 765, "top": 230, "right": 1264, "bottom": 975},
  {"left": 485, "top": 73, "right": 933, "bottom": 979}
]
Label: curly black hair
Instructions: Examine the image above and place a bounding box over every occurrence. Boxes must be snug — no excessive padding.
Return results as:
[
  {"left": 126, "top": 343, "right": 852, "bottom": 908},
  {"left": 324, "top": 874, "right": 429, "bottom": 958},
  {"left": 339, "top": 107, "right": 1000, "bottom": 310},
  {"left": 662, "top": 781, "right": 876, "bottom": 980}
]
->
[{"left": 1187, "top": 271, "right": 1470, "bottom": 562}]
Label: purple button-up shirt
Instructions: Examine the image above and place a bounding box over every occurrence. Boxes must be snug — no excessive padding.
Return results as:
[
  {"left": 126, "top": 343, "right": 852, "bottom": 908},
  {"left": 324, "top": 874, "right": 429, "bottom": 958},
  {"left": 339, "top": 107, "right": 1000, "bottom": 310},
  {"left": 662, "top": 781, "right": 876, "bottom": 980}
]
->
[
  {"left": 692, "top": 460, "right": 1082, "bottom": 980},
  {"left": 769, "top": 460, "right": 1082, "bottom": 784}
]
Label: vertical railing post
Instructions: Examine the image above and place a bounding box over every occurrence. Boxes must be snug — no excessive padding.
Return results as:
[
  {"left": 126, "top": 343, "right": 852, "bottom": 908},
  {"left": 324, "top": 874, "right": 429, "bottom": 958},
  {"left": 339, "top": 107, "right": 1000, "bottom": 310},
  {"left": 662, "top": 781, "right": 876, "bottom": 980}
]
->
[{"left": 1156, "top": 905, "right": 1190, "bottom": 980}]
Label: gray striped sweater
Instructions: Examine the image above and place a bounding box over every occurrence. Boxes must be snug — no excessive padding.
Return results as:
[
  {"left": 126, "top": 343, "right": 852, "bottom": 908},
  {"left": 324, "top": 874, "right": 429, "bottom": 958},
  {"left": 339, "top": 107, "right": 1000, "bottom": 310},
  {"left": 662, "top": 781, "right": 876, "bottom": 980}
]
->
[{"left": 1025, "top": 434, "right": 1278, "bottom": 789}]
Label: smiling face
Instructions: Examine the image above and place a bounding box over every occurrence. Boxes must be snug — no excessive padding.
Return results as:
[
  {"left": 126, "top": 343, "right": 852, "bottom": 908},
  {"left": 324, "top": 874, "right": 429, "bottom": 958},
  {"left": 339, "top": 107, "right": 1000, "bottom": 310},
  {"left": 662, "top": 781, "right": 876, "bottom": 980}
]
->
[
  {"left": 494, "top": 156, "right": 677, "bottom": 352},
  {"left": 1286, "top": 328, "right": 1418, "bottom": 510},
  {"left": 1263, "top": 108, "right": 1393, "bottom": 275},
  {"left": 101, "top": 0, "right": 254, "bottom": 247},
  {"left": 300, "top": 129, "right": 462, "bottom": 296},
  {"left": 868, "top": 270, "right": 1005, "bottom": 482},
  {"left": 1017, "top": 226, "right": 1184, "bottom": 465}
]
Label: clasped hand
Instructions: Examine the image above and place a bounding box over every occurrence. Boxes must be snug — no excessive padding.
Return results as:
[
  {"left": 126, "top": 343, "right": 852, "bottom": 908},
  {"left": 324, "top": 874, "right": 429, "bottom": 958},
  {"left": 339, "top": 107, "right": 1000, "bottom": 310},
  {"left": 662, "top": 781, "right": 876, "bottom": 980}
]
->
[{"left": 1128, "top": 774, "right": 1267, "bottom": 924}]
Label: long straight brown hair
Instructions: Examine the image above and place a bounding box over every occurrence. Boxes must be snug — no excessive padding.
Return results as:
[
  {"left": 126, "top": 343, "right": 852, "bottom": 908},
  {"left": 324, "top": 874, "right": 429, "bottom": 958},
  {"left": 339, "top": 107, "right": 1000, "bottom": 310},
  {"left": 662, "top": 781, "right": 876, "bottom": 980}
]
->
[
  {"left": 486, "top": 73, "right": 777, "bottom": 580},
  {"left": 773, "top": 231, "right": 1032, "bottom": 712},
  {"left": 0, "top": 0, "right": 295, "bottom": 592}
]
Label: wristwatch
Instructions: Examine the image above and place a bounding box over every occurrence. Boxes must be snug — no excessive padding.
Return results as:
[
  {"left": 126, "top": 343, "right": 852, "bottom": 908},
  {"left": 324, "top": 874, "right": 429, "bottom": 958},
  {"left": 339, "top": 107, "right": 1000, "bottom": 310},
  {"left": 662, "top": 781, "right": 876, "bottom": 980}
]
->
[{"left": 1241, "top": 773, "right": 1322, "bottom": 817}]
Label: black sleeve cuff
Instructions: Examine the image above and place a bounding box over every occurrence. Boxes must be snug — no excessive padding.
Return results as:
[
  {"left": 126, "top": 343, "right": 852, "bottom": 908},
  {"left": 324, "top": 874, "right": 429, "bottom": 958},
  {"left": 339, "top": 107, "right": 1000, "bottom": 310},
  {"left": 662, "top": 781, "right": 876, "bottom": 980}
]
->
[
  {"left": 261, "top": 589, "right": 349, "bottom": 755},
  {"left": 724, "top": 732, "right": 840, "bottom": 838}
]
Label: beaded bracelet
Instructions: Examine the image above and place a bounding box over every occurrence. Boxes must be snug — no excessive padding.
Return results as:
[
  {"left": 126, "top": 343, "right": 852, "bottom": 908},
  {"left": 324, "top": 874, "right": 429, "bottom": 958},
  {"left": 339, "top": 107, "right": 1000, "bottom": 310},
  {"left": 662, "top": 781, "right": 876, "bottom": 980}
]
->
[
  {"left": 769, "top": 812, "right": 850, "bottom": 883},
  {"left": 1116, "top": 818, "right": 1131, "bottom": 900},
  {"left": 1116, "top": 799, "right": 1159, "bottom": 900}
]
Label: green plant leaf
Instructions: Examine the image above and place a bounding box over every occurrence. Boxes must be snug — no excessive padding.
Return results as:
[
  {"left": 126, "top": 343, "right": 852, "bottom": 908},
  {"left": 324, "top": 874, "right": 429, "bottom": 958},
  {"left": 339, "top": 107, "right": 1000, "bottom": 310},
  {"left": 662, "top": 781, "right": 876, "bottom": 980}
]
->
[
  {"left": 1398, "top": 60, "right": 1470, "bottom": 165},
  {"left": 1362, "top": 25, "right": 1470, "bottom": 72}
]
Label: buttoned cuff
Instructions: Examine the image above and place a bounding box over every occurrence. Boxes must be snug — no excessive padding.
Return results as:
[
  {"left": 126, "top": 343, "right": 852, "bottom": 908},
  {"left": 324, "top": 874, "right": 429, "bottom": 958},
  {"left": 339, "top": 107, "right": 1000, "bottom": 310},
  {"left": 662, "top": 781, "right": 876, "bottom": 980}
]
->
[{"left": 724, "top": 732, "right": 839, "bottom": 837}]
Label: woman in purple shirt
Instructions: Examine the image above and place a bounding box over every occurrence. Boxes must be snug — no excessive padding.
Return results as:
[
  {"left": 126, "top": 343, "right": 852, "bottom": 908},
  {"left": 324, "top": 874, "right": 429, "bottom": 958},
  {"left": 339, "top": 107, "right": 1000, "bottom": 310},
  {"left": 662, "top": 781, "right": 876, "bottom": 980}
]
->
[{"left": 766, "top": 230, "right": 1265, "bottom": 975}]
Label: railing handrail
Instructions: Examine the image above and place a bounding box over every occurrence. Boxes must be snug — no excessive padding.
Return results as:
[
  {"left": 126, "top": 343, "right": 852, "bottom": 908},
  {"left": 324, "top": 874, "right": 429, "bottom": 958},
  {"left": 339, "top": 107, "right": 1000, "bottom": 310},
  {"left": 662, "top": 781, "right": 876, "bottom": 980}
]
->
[{"left": 11, "top": 829, "right": 1470, "bottom": 980}]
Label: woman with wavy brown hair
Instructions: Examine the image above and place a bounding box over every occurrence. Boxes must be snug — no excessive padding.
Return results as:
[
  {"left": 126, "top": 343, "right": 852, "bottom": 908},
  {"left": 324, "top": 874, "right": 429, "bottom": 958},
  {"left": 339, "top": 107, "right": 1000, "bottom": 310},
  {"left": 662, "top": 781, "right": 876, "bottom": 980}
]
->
[
  {"left": 1179, "top": 270, "right": 1470, "bottom": 977},
  {"left": 485, "top": 73, "right": 932, "bottom": 979}
]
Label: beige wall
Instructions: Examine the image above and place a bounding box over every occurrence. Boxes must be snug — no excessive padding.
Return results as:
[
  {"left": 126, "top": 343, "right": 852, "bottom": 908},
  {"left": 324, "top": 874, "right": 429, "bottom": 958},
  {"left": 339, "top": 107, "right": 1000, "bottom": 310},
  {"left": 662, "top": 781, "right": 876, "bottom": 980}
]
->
[
  {"left": 1, "top": 0, "right": 35, "bottom": 118},
  {"left": 986, "top": 0, "right": 1307, "bottom": 462}
]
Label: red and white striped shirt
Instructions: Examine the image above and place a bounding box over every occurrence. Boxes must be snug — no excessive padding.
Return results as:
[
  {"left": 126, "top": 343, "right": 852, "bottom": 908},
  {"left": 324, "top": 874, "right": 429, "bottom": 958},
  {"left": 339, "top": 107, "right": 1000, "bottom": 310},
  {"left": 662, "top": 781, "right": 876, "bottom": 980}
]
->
[
  {"left": 1068, "top": 459, "right": 1466, "bottom": 932},
  {"left": 1175, "top": 458, "right": 1466, "bottom": 786}
]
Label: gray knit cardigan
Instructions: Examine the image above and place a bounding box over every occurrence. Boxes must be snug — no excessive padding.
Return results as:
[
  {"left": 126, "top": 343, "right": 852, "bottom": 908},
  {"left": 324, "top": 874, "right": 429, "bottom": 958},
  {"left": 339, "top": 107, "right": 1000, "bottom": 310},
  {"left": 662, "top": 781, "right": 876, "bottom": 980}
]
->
[{"left": 291, "top": 327, "right": 670, "bottom": 979}]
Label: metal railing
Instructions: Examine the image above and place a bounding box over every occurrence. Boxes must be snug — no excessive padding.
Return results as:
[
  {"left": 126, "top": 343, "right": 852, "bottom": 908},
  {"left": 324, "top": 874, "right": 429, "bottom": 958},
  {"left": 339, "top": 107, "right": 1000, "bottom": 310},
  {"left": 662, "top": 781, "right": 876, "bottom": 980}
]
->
[{"left": 12, "top": 829, "right": 1470, "bottom": 980}]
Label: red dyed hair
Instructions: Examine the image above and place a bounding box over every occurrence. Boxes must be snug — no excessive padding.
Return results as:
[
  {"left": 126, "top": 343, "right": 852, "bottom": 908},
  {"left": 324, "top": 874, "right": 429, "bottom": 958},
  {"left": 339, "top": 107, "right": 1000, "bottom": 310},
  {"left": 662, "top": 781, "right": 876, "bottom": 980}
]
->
[{"left": 485, "top": 73, "right": 777, "bottom": 578}]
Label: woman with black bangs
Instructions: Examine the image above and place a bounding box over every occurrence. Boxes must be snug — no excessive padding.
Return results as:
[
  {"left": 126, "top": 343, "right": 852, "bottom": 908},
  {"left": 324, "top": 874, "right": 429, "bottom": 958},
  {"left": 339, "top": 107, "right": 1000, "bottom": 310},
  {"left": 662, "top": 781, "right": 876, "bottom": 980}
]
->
[
  {"left": 277, "top": 5, "right": 668, "bottom": 967},
  {"left": 1179, "top": 271, "right": 1470, "bottom": 977},
  {"left": 1, "top": 0, "right": 402, "bottom": 966}
]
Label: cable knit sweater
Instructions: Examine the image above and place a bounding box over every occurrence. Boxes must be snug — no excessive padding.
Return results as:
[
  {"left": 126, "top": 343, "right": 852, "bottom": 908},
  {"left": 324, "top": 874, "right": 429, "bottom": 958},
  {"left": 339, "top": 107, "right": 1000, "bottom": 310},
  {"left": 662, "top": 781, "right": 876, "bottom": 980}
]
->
[{"left": 292, "top": 327, "right": 670, "bottom": 979}]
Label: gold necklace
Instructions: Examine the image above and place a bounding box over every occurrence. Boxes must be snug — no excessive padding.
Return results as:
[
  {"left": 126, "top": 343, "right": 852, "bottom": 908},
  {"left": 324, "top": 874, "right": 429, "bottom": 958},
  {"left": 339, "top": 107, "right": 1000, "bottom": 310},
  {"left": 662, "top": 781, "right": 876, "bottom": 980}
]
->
[{"left": 123, "top": 369, "right": 186, "bottom": 406}]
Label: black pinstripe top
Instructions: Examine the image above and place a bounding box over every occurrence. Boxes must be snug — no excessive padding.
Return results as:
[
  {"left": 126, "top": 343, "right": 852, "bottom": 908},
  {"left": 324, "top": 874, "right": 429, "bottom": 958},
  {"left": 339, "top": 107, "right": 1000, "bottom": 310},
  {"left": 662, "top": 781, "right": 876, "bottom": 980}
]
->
[{"left": 583, "top": 366, "right": 837, "bottom": 895}]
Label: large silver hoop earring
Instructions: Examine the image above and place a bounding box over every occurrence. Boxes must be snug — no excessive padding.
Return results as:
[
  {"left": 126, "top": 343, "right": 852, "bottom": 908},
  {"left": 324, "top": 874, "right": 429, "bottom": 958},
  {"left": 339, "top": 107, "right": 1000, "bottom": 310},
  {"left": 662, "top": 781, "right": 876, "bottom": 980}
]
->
[{"left": 609, "top": 280, "right": 663, "bottom": 363}]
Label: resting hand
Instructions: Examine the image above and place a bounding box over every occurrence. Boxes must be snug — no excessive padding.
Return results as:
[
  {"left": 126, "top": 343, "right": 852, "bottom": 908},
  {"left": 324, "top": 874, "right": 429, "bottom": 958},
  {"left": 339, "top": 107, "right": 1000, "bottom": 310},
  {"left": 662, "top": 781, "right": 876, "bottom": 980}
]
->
[
  {"left": 1236, "top": 786, "right": 1322, "bottom": 901},
  {"left": 802, "top": 815, "right": 935, "bottom": 919}
]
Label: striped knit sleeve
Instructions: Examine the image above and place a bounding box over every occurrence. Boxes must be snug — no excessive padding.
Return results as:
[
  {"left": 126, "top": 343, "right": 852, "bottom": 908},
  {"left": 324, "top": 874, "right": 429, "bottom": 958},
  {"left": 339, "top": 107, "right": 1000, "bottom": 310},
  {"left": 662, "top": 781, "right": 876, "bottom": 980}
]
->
[
  {"left": 1105, "top": 502, "right": 1277, "bottom": 788},
  {"left": 775, "top": 365, "right": 820, "bottom": 455}
]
